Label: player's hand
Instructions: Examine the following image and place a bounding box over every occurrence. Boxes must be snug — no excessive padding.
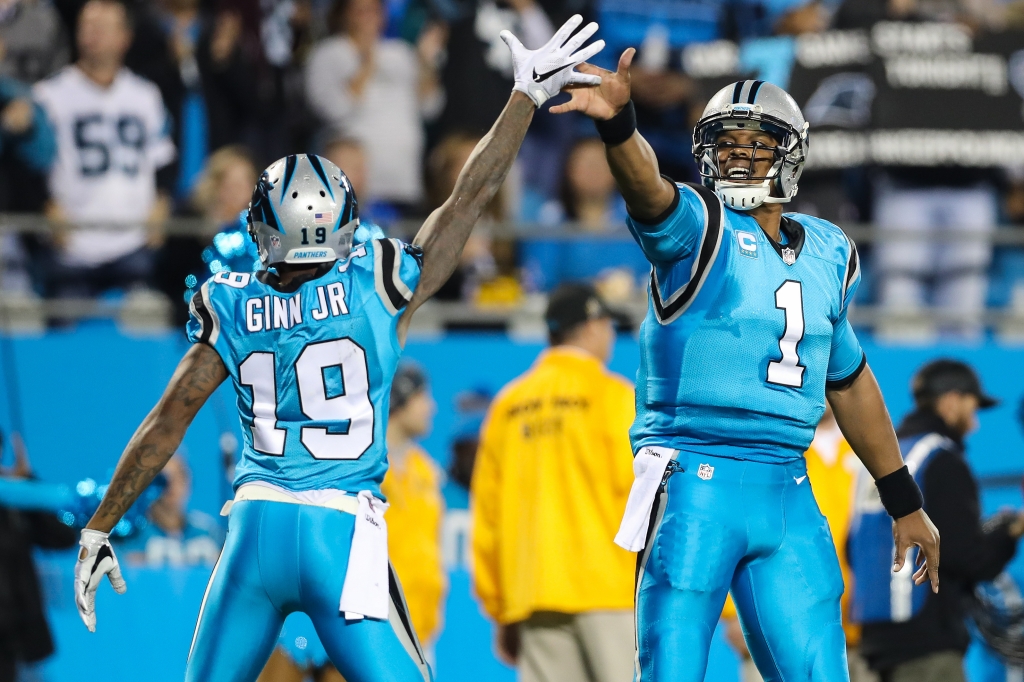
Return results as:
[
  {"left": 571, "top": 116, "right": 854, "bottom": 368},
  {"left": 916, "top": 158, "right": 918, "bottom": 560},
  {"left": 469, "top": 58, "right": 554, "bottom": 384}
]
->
[
  {"left": 893, "top": 508, "right": 940, "bottom": 593},
  {"left": 74, "top": 528, "right": 127, "bottom": 632},
  {"left": 550, "top": 48, "right": 634, "bottom": 119},
  {"left": 500, "top": 14, "right": 604, "bottom": 108}
]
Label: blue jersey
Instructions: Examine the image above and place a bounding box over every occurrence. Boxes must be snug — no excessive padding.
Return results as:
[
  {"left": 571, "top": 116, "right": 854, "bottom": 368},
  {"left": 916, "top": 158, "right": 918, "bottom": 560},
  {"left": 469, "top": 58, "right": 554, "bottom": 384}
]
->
[
  {"left": 628, "top": 182, "right": 864, "bottom": 463},
  {"left": 186, "top": 239, "right": 422, "bottom": 497}
]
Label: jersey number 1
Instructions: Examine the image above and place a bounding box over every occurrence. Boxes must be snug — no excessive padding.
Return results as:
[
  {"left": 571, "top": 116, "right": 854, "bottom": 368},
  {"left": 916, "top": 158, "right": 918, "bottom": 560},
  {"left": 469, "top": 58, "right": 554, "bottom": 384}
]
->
[
  {"left": 767, "top": 280, "right": 806, "bottom": 388},
  {"left": 238, "top": 338, "right": 374, "bottom": 460}
]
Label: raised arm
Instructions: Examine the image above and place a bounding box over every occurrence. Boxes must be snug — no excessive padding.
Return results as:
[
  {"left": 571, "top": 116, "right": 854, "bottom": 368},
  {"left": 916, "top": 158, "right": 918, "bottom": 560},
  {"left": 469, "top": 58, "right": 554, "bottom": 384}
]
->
[
  {"left": 402, "top": 91, "right": 535, "bottom": 321},
  {"left": 551, "top": 49, "right": 676, "bottom": 221},
  {"left": 398, "top": 14, "right": 605, "bottom": 341},
  {"left": 87, "top": 343, "right": 227, "bottom": 532},
  {"left": 827, "top": 365, "right": 941, "bottom": 593}
]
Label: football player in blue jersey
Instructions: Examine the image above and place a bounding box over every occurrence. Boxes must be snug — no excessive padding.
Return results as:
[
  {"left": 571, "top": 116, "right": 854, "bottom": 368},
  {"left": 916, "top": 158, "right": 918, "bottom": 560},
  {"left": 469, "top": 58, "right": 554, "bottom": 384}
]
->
[
  {"left": 70, "top": 16, "right": 605, "bottom": 682},
  {"left": 553, "top": 52, "right": 942, "bottom": 681}
]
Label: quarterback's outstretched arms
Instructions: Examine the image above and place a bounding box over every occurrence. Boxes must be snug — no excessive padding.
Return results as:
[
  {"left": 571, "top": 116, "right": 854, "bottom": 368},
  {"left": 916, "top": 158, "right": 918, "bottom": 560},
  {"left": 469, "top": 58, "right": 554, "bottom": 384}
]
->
[
  {"left": 75, "top": 343, "right": 227, "bottom": 630},
  {"left": 550, "top": 49, "right": 676, "bottom": 221},
  {"left": 828, "top": 367, "right": 941, "bottom": 592},
  {"left": 398, "top": 15, "right": 604, "bottom": 342}
]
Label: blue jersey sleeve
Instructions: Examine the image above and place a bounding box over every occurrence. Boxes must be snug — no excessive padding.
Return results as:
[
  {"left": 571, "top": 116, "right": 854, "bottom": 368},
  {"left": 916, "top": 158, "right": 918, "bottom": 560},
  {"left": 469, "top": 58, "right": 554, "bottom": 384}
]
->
[
  {"left": 827, "top": 236, "right": 865, "bottom": 388},
  {"left": 626, "top": 182, "right": 722, "bottom": 265},
  {"left": 370, "top": 238, "right": 422, "bottom": 316},
  {"left": 186, "top": 278, "right": 234, "bottom": 369}
]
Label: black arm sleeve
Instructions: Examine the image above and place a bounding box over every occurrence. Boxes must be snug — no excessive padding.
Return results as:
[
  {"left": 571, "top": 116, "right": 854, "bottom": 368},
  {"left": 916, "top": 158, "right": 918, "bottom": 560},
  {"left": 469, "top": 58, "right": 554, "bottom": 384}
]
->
[{"left": 923, "top": 451, "right": 1018, "bottom": 583}]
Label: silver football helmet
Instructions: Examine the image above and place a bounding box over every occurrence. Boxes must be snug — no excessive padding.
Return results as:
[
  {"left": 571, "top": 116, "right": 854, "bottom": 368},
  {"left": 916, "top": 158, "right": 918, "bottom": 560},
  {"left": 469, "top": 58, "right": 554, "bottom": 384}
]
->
[
  {"left": 247, "top": 154, "right": 359, "bottom": 266},
  {"left": 693, "top": 80, "right": 809, "bottom": 211}
]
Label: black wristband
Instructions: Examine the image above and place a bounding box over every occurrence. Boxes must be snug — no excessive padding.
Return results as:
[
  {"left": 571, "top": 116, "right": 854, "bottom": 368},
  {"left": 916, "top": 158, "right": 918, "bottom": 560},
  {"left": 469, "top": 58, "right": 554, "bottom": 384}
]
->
[
  {"left": 595, "top": 100, "right": 637, "bottom": 147},
  {"left": 876, "top": 465, "right": 924, "bottom": 519}
]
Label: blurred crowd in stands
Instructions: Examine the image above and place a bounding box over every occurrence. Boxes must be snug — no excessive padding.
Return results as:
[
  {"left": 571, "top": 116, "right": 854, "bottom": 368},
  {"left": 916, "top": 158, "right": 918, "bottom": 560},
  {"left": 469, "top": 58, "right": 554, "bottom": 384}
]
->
[{"left": 0, "top": 0, "right": 1023, "bottom": 329}]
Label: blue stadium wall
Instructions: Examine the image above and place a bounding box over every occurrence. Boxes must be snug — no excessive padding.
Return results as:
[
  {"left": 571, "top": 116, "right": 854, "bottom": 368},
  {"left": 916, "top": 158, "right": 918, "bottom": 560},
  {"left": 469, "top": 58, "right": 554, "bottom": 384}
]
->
[{"left": 4, "top": 328, "right": 1023, "bottom": 681}]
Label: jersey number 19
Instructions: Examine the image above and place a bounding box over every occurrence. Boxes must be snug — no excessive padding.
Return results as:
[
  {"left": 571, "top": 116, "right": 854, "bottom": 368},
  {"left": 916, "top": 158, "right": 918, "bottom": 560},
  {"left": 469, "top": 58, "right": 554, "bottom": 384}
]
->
[{"left": 239, "top": 338, "right": 374, "bottom": 460}]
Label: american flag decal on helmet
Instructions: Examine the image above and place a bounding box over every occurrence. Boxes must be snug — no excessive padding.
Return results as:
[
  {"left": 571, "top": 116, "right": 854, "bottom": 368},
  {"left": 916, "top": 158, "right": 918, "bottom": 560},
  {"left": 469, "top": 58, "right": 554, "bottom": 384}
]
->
[{"left": 314, "top": 211, "right": 334, "bottom": 225}]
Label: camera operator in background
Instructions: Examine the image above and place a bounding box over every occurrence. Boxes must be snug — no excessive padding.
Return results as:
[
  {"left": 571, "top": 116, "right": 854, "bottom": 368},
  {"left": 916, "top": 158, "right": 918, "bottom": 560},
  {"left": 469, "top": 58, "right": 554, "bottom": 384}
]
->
[
  {"left": 851, "top": 360, "right": 1024, "bottom": 682},
  {"left": 0, "top": 431, "right": 77, "bottom": 682}
]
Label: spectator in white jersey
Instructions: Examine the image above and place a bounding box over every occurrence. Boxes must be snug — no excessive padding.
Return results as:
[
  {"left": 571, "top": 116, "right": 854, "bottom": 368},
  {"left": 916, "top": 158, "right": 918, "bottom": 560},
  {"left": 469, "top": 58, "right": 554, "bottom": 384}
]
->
[{"left": 33, "top": 0, "right": 175, "bottom": 300}]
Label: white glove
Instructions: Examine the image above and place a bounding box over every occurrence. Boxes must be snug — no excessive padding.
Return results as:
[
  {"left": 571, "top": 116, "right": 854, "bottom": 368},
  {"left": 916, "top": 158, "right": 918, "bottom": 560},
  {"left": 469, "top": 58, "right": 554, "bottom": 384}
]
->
[
  {"left": 500, "top": 14, "right": 604, "bottom": 107},
  {"left": 74, "top": 528, "right": 127, "bottom": 632}
]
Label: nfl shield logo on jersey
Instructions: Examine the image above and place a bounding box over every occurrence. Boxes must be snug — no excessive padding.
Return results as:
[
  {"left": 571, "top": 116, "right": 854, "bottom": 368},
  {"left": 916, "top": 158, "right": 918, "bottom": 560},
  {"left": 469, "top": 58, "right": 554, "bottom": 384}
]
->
[
  {"left": 697, "top": 463, "right": 714, "bottom": 480},
  {"left": 782, "top": 247, "right": 796, "bottom": 265}
]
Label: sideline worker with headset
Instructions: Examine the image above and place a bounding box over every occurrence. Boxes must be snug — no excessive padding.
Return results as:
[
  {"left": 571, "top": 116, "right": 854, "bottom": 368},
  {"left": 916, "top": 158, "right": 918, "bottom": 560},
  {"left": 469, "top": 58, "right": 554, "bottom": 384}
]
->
[
  {"left": 472, "top": 283, "right": 636, "bottom": 682},
  {"left": 851, "top": 359, "right": 1024, "bottom": 682}
]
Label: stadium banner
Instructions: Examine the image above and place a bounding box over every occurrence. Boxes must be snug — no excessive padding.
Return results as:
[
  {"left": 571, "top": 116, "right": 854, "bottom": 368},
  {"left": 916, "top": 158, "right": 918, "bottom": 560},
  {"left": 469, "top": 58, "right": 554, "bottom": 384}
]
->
[{"left": 682, "top": 23, "right": 1024, "bottom": 168}]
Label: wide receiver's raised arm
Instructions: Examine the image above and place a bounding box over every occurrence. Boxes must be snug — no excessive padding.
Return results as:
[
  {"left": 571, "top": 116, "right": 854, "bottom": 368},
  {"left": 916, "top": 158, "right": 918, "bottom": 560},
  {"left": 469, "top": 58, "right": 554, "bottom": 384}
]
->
[
  {"left": 551, "top": 49, "right": 676, "bottom": 221},
  {"left": 402, "top": 91, "right": 535, "bottom": 322},
  {"left": 85, "top": 343, "right": 228, "bottom": 532},
  {"left": 827, "top": 364, "right": 941, "bottom": 593},
  {"left": 398, "top": 14, "right": 604, "bottom": 340}
]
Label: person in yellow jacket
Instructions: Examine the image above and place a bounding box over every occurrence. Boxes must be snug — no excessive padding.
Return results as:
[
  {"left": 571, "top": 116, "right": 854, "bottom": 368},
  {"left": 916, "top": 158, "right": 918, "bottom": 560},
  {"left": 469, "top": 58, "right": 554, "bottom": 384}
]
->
[
  {"left": 382, "top": 363, "right": 447, "bottom": 652},
  {"left": 471, "top": 283, "right": 637, "bottom": 682},
  {"left": 721, "top": 403, "right": 878, "bottom": 682}
]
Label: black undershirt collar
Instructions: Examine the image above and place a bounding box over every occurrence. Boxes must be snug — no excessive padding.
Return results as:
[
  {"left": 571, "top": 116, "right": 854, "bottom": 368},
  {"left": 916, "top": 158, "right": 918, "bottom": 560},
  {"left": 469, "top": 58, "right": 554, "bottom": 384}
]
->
[{"left": 759, "top": 216, "right": 805, "bottom": 264}]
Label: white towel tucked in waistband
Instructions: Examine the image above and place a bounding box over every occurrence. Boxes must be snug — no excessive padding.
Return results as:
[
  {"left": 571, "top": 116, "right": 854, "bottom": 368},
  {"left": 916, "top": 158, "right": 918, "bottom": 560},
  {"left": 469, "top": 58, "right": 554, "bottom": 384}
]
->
[
  {"left": 339, "top": 490, "right": 390, "bottom": 621},
  {"left": 614, "top": 446, "right": 675, "bottom": 552}
]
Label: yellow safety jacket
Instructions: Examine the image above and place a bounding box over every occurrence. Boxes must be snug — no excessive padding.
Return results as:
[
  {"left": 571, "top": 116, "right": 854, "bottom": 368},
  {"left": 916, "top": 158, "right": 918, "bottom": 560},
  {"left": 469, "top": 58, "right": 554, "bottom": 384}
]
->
[
  {"left": 722, "top": 427, "right": 862, "bottom": 644},
  {"left": 471, "top": 346, "right": 636, "bottom": 625},
  {"left": 804, "top": 429, "right": 862, "bottom": 645},
  {"left": 382, "top": 444, "right": 446, "bottom": 644}
]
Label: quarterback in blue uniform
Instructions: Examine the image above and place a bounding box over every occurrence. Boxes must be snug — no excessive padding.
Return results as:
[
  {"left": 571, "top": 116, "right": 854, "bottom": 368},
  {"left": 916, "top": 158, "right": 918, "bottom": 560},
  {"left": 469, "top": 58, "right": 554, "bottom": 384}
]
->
[
  {"left": 554, "top": 52, "right": 942, "bottom": 680},
  {"left": 70, "top": 16, "right": 606, "bottom": 682}
]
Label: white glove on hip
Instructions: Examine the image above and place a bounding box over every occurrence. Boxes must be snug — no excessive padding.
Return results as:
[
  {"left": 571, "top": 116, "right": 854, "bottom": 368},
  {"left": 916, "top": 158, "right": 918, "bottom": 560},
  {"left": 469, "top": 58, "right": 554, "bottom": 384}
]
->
[
  {"left": 75, "top": 528, "right": 127, "bottom": 632},
  {"left": 500, "top": 14, "right": 604, "bottom": 107}
]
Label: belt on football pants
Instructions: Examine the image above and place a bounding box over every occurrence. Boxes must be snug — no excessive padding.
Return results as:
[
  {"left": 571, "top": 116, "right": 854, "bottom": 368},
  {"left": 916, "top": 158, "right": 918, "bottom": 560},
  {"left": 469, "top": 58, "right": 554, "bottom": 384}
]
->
[{"left": 219, "top": 485, "right": 360, "bottom": 516}]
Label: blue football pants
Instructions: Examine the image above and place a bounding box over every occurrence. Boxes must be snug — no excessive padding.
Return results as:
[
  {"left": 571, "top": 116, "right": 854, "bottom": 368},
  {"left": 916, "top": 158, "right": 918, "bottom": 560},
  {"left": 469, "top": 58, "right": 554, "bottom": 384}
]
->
[
  {"left": 636, "top": 452, "right": 848, "bottom": 682},
  {"left": 185, "top": 499, "right": 431, "bottom": 682}
]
